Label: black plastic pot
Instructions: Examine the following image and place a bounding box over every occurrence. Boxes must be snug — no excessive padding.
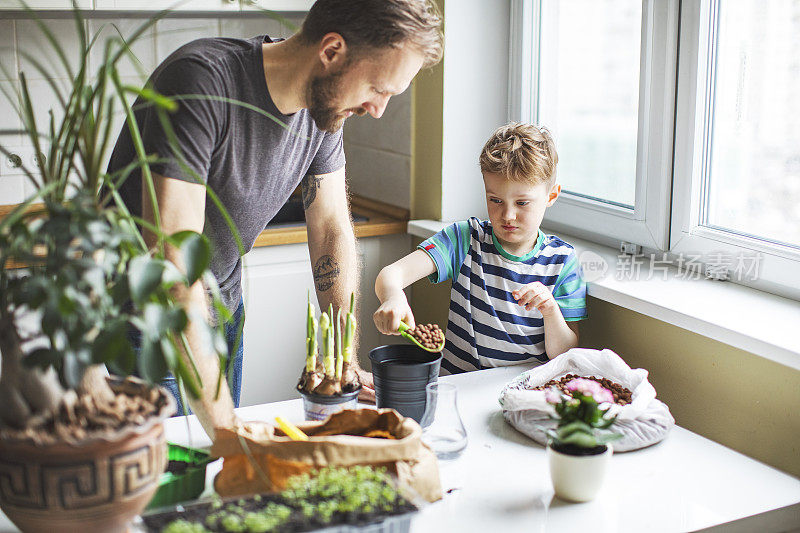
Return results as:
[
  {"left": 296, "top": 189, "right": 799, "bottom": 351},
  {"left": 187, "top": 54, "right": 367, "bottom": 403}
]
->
[{"left": 369, "top": 344, "right": 442, "bottom": 423}]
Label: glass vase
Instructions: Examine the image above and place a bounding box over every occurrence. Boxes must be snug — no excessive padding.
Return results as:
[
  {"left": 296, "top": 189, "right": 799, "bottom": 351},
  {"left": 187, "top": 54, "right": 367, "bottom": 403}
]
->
[{"left": 419, "top": 382, "right": 467, "bottom": 460}]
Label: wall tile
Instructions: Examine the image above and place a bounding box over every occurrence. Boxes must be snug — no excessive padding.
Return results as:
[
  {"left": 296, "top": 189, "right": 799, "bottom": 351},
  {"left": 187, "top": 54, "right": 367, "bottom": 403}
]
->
[
  {"left": 220, "top": 16, "right": 283, "bottom": 40},
  {"left": 344, "top": 143, "right": 410, "bottom": 209},
  {"left": 16, "top": 19, "right": 87, "bottom": 80},
  {"left": 20, "top": 78, "right": 68, "bottom": 141},
  {"left": 0, "top": 21, "right": 17, "bottom": 80},
  {"left": 0, "top": 80, "right": 22, "bottom": 147},
  {"left": 156, "top": 18, "right": 220, "bottom": 64},
  {"left": 0, "top": 173, "right": 26, "bottom": 205},
  {"left": 0, "top": 80, "right": 26, "bottom": 207},
  {"left": 344, "top": 89, "right": 411, "bottom": 155},
  {"left": 87, "top": 18, "right": 157, "bottom": 81},
  {"left": 1, "top": 145, "right": 38, "bottom": 205}
]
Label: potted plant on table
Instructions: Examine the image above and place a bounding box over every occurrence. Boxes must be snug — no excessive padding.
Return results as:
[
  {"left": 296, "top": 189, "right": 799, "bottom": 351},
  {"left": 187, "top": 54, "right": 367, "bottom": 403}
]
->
[
  {"left": 0, "top": 7, "right": 238, "bottom": 532},
  {"left": 297, "top": 293, "right": 362, "bottom": 421},
  {"left": 542, "top": 378, "right": 622, "bottom": 502}
]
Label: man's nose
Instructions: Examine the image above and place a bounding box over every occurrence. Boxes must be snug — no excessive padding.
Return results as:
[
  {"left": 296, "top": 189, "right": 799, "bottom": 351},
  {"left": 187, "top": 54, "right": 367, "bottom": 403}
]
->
[
  {"left": 503, "top": 205, "right": 516, "bottom": 221},
  {"left": 365, "top": 95, "right": 390, "bottom": 119}
]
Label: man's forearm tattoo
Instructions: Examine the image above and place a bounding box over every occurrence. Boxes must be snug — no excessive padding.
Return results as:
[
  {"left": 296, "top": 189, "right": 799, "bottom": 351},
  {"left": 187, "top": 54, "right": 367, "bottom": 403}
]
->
[
  {"left": 313, "top": 255, "right": 340, "bottom": 292},
  {"left": 301, "top": 173, "right": 323, "bottom": 210}
]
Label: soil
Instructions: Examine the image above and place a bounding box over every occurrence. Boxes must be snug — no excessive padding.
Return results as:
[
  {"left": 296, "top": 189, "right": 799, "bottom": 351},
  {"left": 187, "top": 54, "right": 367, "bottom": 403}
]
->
[
  {"left": 550, "top": 441, "right": 608, "bottom": 456},
  {"left": 531, "top": 374, "right": 633, "bottom": 405},
  {"left": 142, "top": 492, "right": 416, "bottom": 533},
  {"left": 407, "top": 323, "right": 444, "bottom": 350},
  {"left": 167, "top": 460, "right": 191, "bottom": 475},
  {"left": 0, "top": 379, "right": 168, "bottom": 445}
]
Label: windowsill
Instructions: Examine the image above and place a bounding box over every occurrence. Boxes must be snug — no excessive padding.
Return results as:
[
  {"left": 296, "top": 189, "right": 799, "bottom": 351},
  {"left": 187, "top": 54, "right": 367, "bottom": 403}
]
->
[{"left": 407, "top": 219, "right": 800, "bottom": 371}]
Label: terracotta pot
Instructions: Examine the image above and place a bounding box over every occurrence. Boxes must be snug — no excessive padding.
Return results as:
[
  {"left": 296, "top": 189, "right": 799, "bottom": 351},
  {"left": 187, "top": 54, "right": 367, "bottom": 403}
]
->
[
  {"left": 547, "top": 442, "right": 612, "bottom": 502},
  {"left": 0, "top": 379, "right": 175, "bottom": 533}
]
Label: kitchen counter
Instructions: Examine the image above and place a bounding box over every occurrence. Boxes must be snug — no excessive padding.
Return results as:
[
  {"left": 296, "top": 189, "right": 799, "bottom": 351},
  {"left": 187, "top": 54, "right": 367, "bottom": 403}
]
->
[
  {"left": 3, "top": 365, "right": 784, "bottom": 533},
  {"left": 253, "top": 194, "right": 409, "bottom": 247}
]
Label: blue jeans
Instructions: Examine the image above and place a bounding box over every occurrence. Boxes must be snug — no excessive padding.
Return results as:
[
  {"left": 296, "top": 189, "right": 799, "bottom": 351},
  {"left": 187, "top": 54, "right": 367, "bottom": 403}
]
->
[{"left": 131, "top": 299, "right": 244, "bottom": 416}]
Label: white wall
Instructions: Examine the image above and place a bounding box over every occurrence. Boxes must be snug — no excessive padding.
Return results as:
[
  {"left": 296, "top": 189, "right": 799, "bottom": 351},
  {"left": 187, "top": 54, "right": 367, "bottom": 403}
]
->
[
  {"left": 343, "top": 90, "right": 412, "bottom": 209},
  {"left": 440, "top": 0, "right": 511, "bottom": 221}
]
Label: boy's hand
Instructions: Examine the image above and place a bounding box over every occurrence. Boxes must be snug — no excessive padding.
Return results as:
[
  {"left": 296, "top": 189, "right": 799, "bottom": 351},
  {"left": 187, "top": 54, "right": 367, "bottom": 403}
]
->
[
  {"left": 373, "top": 294, "right": 416, "bottom": 335},
  {"left": 512, "top": 282, "right": 560, "bottom": 317}
]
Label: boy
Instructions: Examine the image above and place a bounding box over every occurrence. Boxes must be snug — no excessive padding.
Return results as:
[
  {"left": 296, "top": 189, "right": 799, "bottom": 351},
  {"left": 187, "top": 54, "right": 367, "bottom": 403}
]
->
[{"left": 373, "top": 123, "right": 586, "bottom": 374}]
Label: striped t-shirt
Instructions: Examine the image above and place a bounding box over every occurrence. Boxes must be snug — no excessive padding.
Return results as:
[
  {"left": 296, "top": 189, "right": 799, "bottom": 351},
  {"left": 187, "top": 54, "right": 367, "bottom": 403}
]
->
[{"left": 419, "top": 217, "right": 587, "bottom": 375}]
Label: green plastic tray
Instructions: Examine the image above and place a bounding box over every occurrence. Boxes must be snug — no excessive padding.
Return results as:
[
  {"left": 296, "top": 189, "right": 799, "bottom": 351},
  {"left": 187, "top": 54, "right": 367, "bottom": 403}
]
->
[{"left": 147, "top": 443, "right": 214, "bottom": 510}]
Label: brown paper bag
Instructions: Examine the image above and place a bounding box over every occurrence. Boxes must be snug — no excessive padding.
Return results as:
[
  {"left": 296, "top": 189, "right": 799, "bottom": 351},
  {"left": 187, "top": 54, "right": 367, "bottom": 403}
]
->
[{"left": 211, "top": 408, "right": 442, "bottom": 502}]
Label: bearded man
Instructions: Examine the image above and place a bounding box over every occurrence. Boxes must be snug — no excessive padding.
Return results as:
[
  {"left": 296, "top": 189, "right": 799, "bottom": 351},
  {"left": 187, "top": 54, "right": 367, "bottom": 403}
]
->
[{"left": 107, "top": 0, "right": 442, "bottom": 440}]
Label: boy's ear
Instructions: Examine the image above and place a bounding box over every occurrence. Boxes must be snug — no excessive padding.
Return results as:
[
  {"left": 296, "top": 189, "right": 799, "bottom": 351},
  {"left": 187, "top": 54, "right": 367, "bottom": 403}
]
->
[{"left": 546, "top": 183, "right": 561, "bottom": 207}]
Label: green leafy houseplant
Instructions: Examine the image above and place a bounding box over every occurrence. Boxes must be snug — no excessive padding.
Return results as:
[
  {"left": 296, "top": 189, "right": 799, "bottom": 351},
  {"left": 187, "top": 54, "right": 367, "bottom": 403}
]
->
[
  {"left": 0, "top": 0, "right": 298, "bottom": 433},
  {"left": 0, "top": 4, "right": 253, "bottom": 531},
  {"left": 542, "top": 378, "right": 624, "bottom": 502},
  {"left": 543, "top": 378, "right": 623, "bottom": 453},
  {"left": 0, "top": 7, "right": 230, "bottom": 440}
]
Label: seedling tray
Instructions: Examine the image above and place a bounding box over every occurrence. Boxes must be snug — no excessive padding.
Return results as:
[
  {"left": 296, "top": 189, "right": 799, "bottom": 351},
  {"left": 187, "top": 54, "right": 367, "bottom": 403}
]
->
[
  {"left": 147, "top": 443, "right": 215, "bottom": 510},
  {"left": 139, "top": 492, "right": 418, "bottom": 532}
]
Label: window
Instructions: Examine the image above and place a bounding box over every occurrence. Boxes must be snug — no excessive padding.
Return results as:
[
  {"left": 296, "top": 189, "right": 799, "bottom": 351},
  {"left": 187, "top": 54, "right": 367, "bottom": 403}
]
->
[
  {"left": 510, "top": 0, "right": 678, "bottom": 251},
  {"left": 672, "top": 0, "right": 800, "bottom": 298},
  {"left": 537, "top": 0, "right": 642, "bottom": 208},
  {"left": 706, "top": 2, "right": 800, "bottom": 248},
  {"left": 511, "top": 0, "right": 800, "bottom": 299}
]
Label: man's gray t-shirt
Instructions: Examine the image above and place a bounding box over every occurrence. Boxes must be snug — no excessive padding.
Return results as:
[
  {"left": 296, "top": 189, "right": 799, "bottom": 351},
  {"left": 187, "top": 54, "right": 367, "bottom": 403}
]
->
[{"left": 108, "top": 35, "right": 345, "bottom": 315}]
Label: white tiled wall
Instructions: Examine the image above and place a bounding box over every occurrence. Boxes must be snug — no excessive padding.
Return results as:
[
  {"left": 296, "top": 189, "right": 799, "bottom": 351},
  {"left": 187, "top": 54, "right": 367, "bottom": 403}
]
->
[
  {"left": 343, "top": 89, "right": 412, "bottom": 210},
  {"left": 0, "top": 13, "right": 413, "bottom": 211}
]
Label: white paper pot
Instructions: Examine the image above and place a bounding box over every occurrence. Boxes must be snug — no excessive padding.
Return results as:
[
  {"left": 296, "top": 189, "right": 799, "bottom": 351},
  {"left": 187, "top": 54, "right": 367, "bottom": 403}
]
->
[{"left": 547, "top": 443, "right": 612, "bottom": 502}]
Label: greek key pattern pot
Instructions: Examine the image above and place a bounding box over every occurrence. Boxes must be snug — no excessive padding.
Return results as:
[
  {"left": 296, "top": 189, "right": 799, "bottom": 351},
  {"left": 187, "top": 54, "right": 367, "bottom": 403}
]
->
[{"left": 0, "top": 422, "right": 167, "bottom": 533}]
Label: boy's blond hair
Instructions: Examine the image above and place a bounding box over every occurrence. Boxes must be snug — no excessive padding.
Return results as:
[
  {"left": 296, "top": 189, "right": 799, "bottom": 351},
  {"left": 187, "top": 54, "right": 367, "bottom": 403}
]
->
[{"left": 479, "top": 123, "right": 558, "bottom": 185}]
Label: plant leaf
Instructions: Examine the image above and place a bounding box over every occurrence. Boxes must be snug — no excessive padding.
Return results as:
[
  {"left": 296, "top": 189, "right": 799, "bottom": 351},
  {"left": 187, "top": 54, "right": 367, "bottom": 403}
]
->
[
  {"left": 62, "top": 351, "right": 85, "bottom": 389},
  {"left": 557, "top": 420, "right": 594, "bottom": 438},
  {"left": 559, "top": 432, "right": 599, "bottom": 448},
  {"left": 171, "top": 230, "right": 210, "bottom": 285},
  {"left": 137, "top": 338, "right": 167, "bottom": 383},
  {"left": 128, "top": 254, "right": 164, "bottom": 304},
  {"left": 91, "top": 319, "right": 132, "bottom": 365}
]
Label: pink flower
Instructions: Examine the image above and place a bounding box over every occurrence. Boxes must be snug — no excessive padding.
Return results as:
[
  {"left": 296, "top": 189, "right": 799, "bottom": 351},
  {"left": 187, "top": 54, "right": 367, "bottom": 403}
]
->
[
  {"left": 544, "top": 388, "right": 562, "bottom": 404},
  {"left": 566, "top": 378, "right": 614, "bottom": 404}
]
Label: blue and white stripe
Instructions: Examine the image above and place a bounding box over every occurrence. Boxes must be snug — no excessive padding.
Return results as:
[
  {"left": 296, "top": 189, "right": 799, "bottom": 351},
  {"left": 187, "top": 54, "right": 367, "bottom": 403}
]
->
[{"left": 419, "top": 217, "right": 587, "bottom": 375}]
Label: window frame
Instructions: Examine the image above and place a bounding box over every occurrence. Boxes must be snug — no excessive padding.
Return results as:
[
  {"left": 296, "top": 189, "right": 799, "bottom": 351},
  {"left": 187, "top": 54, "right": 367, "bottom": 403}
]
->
[
  {"left": 670, "top": 0, "right": 800, "bottom": 300},
  {"left": 509, "top": 0, "right": 679, "bottom": 251}
]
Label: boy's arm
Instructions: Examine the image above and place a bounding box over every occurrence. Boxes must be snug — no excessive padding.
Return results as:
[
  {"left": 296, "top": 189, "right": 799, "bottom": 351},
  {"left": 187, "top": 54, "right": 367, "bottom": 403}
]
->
[
  {"left": 541, "top": 315, "right": 579, "bottom": 359},
  {"left": 513, "top": 282, "right": 580, "bottom": 359},
  {"left": 374, "top": 250, "right": 436, "bottom": 335}
]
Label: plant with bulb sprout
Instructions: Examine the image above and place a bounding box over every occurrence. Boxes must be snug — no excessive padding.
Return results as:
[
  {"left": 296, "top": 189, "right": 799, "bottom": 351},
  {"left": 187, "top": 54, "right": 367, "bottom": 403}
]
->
[{"left": 297, "top": 292, "right": 361, "bottom": 395}]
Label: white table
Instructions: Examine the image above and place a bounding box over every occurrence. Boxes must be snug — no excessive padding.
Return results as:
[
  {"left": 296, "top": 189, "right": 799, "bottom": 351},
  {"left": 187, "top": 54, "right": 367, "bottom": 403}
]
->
[{"left": 2, "top": 366, "right": 799, "bottom": 532}]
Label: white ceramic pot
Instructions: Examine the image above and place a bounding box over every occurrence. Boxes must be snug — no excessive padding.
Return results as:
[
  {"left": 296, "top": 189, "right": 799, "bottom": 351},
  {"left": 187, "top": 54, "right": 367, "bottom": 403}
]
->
[{"left": 546, "top": 443, "right": 612, "bottom": 502}]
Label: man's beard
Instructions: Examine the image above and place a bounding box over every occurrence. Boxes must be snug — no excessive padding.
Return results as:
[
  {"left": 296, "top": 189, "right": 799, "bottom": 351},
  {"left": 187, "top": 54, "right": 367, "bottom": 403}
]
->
[{"left": 307, "top": 68, "right": 365, "bottom": 133}]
